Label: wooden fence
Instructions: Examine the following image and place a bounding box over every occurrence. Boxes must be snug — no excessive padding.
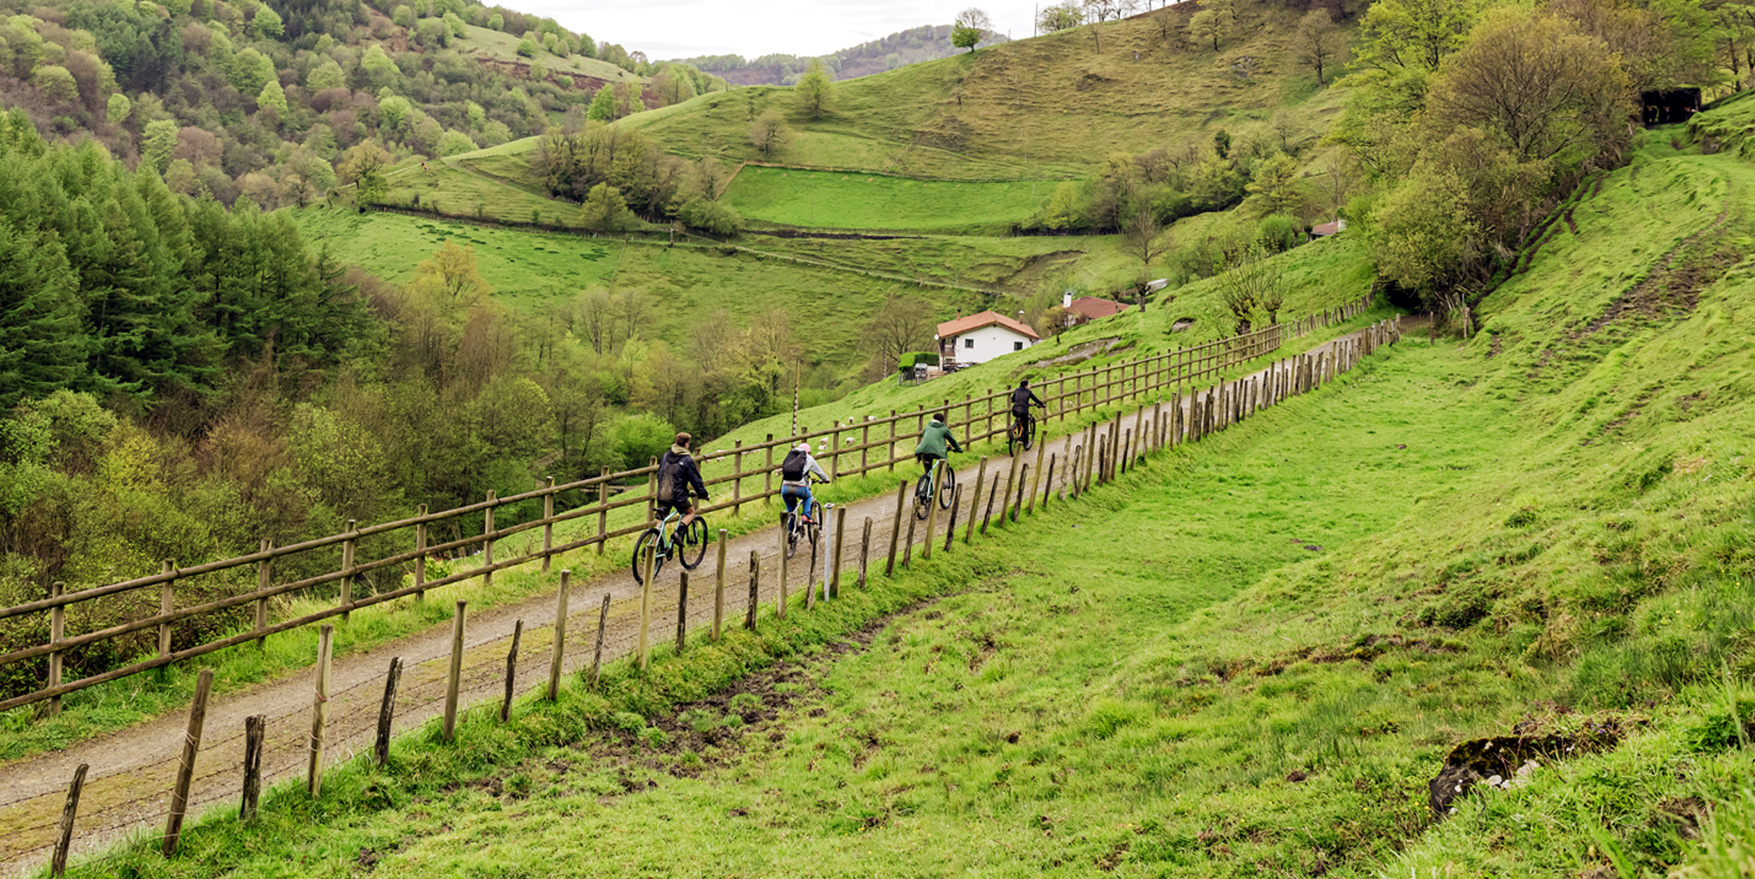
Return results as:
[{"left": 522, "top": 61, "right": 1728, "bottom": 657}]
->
[
  {"left": 0, "top": 316, "right": 1403, "bottom": 877},
  {"left": 0, "top": 295, "right": 1376, "bottom": 715}
]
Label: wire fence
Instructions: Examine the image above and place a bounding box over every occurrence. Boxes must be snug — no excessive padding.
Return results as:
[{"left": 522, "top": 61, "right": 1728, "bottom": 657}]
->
[{"left": 0, "top": 317, "right": 1402, "bottom": 878}]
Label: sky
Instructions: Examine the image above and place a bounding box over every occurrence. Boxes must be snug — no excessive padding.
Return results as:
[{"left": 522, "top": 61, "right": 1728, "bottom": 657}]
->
[{"left": 508, "top": 0, "right": 1042, "bottom": 60}]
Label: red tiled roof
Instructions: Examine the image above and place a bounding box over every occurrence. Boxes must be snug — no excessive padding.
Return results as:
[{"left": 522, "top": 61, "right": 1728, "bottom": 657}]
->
[
  {"left": 936, "top": 310, "right": 1041, "bottom": 341},
  {"left": 1067, "top": 297, "right": 1127, "bottom": 320},
  {"left": 1311, "top": 219, "right": 1344, "bottom": 236}
]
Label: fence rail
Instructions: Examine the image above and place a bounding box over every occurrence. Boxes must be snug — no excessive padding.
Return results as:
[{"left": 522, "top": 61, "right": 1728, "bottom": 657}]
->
[
  {"left": 0, "top": 316, "right": 1402, "bottom": 878},
  {"left": 0, "top": 296, "right": 1376, "bottom": 715}
]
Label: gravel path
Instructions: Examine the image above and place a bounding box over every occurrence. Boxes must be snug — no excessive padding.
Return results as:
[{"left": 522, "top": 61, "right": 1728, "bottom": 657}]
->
[{"left": 0, "top": 321, "right": 1394, "bottom": 876}]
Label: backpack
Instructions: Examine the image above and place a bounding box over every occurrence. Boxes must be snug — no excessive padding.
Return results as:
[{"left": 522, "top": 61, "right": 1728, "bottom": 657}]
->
[
  {"left": 780, "top": 449, "right": 808, "bottom": 481},
  {"left": 656, "top": 453, "right": 681, "bottom": 502}
]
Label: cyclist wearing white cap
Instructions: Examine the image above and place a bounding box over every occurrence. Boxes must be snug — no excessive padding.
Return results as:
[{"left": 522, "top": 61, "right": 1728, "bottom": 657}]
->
[{"left": 778, "top": 441, "right": 829, "bottom": 524}]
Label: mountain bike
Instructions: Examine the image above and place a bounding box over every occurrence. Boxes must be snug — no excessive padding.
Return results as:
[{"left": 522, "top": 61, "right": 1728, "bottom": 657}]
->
[
  {"left": 782, "top": 480, "right": 826, "bottom": 559},
  {"left": 1007, "top": 409, "right": 1038, "bottom": 455},
  {"left": 631, "top": 506, "right": 708, "bottom": 584},
  {"left": 913, "top": 456, "right": 956, "bottom": 521}
]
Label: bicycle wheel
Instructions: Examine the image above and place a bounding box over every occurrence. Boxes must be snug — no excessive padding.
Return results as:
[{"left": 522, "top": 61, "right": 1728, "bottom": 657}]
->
[
  {"left": 679, "top": 518, "right": 709, "bottom": 570},
  {"left": 1023, "top": 417, "right": 1036, "bottom": 452},
  {"left": 631, "top": 528, "right": 666, "bottom": 584},
  {"left": 937, "top": 463, "right": 957, "bottom": 510},
  {"left": 1007, "top": 419, "right": 1022, "bottom": 456},
  {"left": 914, "top": 473, "right": 933, "bottom": 520},
  {"left": 785, "top": 512, "right": 802, "bottom": 559},
  {"left": 806, "top": 500, "right": 823, "bottom": 549}
]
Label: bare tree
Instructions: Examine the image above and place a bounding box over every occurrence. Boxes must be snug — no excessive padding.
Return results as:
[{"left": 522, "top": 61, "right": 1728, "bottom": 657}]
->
[
  {"left": 748, "top": 109, "right": 791, "bottom": 158},
  {"left": 1120, "top": 208, "right": 1166, "bottom": 293},
  {"left": 865, "top": 291, "right": 934, "bottom": 380},
  {"left": 1295, "top": 10, "right": 1343, "bottom": 86},
  {"left": 1213, "top": 241, "right": 1282, "bottom": 334}
]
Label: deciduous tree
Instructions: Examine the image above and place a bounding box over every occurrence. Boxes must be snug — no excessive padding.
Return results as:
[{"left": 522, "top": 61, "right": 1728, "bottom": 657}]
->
[
  {"left": 1295, "top": 10, "right": 1343, "bottom": 86},
  {"left": 953, "top": 8, "right": 991, "bottom": 52},
  {"left": 748, "top": 109, "right": 790, "bottom": 158},
  {"left": 794, "top": 58, "right": 833, "bottom": 120}
]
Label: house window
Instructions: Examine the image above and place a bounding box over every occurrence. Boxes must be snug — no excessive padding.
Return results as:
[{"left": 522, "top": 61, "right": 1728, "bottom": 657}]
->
[
  {"left": 1013, "top": 341, "right": 1024, "bottom": 351},
  {"left": 964, "top": 338, "right": 974, "bottom": 349}
]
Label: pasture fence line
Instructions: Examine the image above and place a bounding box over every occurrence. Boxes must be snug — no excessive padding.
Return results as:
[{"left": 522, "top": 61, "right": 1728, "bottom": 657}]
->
[
  {"left": 1, "top": 316, "right": 1402, "bottom": 877},
  {"left": 0, "top": 295, "right": 1377, "bottom": 716}
]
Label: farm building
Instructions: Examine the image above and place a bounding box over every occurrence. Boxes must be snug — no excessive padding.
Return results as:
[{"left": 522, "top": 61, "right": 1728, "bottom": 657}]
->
[
  {"left": 1061, "top": 294, "right": 1127, "bottom": 327},
  {"left": 937, "top": 310, "right": 1040, "bottom": 368}
]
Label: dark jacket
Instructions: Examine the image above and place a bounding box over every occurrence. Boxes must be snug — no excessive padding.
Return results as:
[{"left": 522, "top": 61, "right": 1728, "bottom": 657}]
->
[
  {"left": 659, "top": 444, "right": 707, "bottom": 502},
  {"left": 1010, "top": 386, "right": 1044, "bottom": 410}
]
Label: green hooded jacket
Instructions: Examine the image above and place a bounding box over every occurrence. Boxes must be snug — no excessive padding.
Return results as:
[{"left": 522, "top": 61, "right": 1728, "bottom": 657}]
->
[{"left": 913, "top": 418, "right": 963, "bottom": 458}]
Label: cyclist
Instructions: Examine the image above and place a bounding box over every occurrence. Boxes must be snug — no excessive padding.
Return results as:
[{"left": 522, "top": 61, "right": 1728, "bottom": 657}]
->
[
  {"left": 778, "top": 441, "right": 829, "bottom": 525},
  {"left": 913, "top": 411, "right": 963, "bottom": 476},
  {"left": 655, "top": 432, "right": 708, "bottom": 544},
  {"left": 1010, "top": 378, "right": 1046, "bottom": 440}
]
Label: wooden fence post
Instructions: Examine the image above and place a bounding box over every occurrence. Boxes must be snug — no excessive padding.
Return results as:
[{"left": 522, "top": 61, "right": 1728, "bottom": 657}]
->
[
  {"left": 500, "top": 620, "right": 522, "bottom": 722},
  {"left": 375, "top": 657, "right": 400, "bottom": 764},
  {"left": 921, "top": 484, "right": 939, "bottom": 560},
  {"left": 746, "top": 552, "right": 760, "bottom": 631},
  {"left": 51, "top": 763, "right": 87, "bottom": 876},
  {"left": 596, "top": 467, "right": 610, "bottom": 555},
  {"left": 1011, "top": 463, "right": 1029, "bottom": 522},
  {"left": 861, "top": 418, "right": 872, "bottom": 474},
  {"left": 541, "top": 477, "right": 555, "bottom": 572},
  {"left": 829, "top": 428, "right": 841, "bottom": 480},
  {"left": 46, "top": 581, "right": 63, "bottom": 717},
  {"left": 1042, "top": 455, "right": 1057, "bottom": 509},
  {"left": 965, "top": 456, "right": 988, "bottom": 544},
  {"left": 980, "top": 476, "right": 1002, "bottom": 537},
  {"left": 886, "top": 481, "right": 906, "bottom": 576},
  {"left": 158, "top": 559, "right": 175, "bottom": 661},
  {"left": 732, "top": 441, "right": 745, "bottom": 515},
  {"left": 413, "top": 507, "right": 428, "bottom": 602},
  {"left": 163, "top": 667, "right": 213, "bottom": 857},
  {"left": 713, "top": 531, "right": 727, "bottom": 642},
  {"left": 901, "top": 502, "right": 918, "bottom": 568},
  {"left": 255, "top": 542, "right": 271, "bottom": 648},
  {"left": 856, "top": 512, "right": 870, "bottom": 586},
  {"left": 482, "top": 491, "right": 497, "bottom": 589},
  {"left": 307, "top": 625, "right": 333, "bottom": 795},
  {"left": 548, "top": 571, "right": 570, "bottom": 700},
  {"left": 831, "top": 507, "right": 847, "bottom": 598},
  {"left": 1067, "top": 445, "right": 1082, "bottom": 499},
  {"left": 764, "top": 435, "right": 775, "bottom": 505},
  {"left": 443, "top": 603, "right": 466, "bottom": 742},
  {"left": 242, "top": 715, "right": 265, "bottom": 820},
  {"left": 777, "top": 523, "right": 789, "bottom": 619},
  {"left": 1002, "top": 451, "right": 1022, "bottom": 526},
  {"left": 1028, "top": 436, "right": 1047, "bottom": 515},
  {"left": 888, "top": 411, "right": 898, "bottom": 472},
  {"left": 943, "top": 485, "right": 963, "bottom": 552},
  {"left": 676, "top": 574, "right": 689, "bottom": 654},
  {"left": 591, "top": 594, "right": 609, "bottom": 688},
  {"left": 639, "top": 546, "right": 654, "bottom": 669},
  {"left": 646, "top": 457, "right": 658, "bottom": 524},
  {"left": 340, "top": 519, "right": 356, "bottom": 621}
]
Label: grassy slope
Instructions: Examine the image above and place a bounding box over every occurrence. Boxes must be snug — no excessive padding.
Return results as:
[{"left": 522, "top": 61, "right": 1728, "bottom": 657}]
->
[
  {"left": 721, "top": 166, "right": 1049, "bottom": 232},
  {"left": 106, "top": 127, "right": 1755, "bottom": 877},
  {"left": 451, "top": 24, "right": 641, "bottom": 83}
]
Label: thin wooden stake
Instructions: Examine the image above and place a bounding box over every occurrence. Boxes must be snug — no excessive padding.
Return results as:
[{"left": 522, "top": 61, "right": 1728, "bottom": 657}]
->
[
  {"left": 413, "top": 507, "right": 428, "bottom": 603},
  {"left": 242, "top": 716, "right": 264, "bottom": 820},
  {"left": 1012, "top": 463, "right": 1029, "bottom": 521},
  {"left": 943, "top": 485, "right": 963, "bottom": 553},
  {"left": 500, "top": 620, "right": 522, "bottom": 722},
  {"left": 375, "top": 657, "right": 400, "bottom": 765},
  {"left": 778, "top": 520, "right": 790, "bottom": 619},
  {"left": 639, "top": 546, "right": 654, "bottom": 669},
  {"left": 51, "top": 763, "right": 87, "bottom": 876},
  {"left": 746, "top": 551, "right": 760, "bottom": 631},
  {"left": 541, "top": 477, "right": 555, "bottom": 572},
  {"left": 981, "top": 476, "right": 1002, "bottom": 537},
  {"left": 921, "top": 481, "right": 939, "bottom": 560},
  {"left": 1042, "top": 454, "right": 1057, "bottom": 509},
  {"left": 307, "top": 626, "right": 333, "bottom": 795},
  {"left": 830, "top": 507, "right": 847, "bottom": 598},
  {"left": 901, "top": 501, "right": 918, "bottom": 568},
  {"left": 163, "top": 667, "right": 213, "bottom": 857},
  {"left": 858, "top": 517, "right": 872, "bottom": 588},
  {"left": 885, "top": 480, "right": 906, "bottom": 576},
  {"left": 965, "top": 456, "right": 988, "bottom": 544},
  {"left": 340, "top": 519, "right": 356, "bottom": 621},
  {"left": 713, "top": 531, "right": 727, "bottom": 642},
  {"left": 46, "top": 581, "right": 63, "bottom": 718},
  {"left": 675, "top": 574, "right": 689, "bottom": 654},
  {"left": 548, "top": 571, "right": 570, "bottom": 700},
  {"left": 158, "top": 559, "right": 175, "bottom": 660},
  {"left": 443, "top": 603, "right": 466, "bottom": 742},
  {"left": 255, "top": 541, "right": 271, "bottom": 648},
  {"left": 591, "top": 594, "right": 609, "bottom": 688}
]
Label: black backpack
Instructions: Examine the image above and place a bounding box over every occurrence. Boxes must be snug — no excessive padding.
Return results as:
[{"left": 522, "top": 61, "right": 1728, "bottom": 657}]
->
[
  {"left": 780, "top": 449, "right": 808, "bottom": 480},
  {"left": 656, "top": 453, "right": 682, "bottom": 502}
]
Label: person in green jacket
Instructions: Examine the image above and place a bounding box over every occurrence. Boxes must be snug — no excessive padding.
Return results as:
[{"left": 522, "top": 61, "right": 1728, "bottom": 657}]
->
[{"left": 913, "top": 412, "right": 963, "bottom": 475}]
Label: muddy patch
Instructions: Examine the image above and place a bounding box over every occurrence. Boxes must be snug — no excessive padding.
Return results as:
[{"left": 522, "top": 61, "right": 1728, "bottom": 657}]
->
[{"left": 1427, "top": 716, "right": 1627, "bottom": 817}]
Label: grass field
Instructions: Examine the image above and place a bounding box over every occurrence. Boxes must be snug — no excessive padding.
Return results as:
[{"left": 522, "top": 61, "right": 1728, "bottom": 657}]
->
[
  {"left": 452, "top": 24, "right": 641, "bottom": 83},
  {"left": 721, "top": 166, "right": 1054, "bottom": 231}
]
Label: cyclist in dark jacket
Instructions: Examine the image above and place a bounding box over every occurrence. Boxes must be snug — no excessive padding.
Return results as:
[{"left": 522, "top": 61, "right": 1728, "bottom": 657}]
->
[
  {"left": 1010, "top": 379, "right": 1045, "bottom": 436},
  {"left": 913, "top": 412, "right": 963, "bottom": 474},
  {"left": 657, "top": 432, "right": 708, "bottom": 543}
]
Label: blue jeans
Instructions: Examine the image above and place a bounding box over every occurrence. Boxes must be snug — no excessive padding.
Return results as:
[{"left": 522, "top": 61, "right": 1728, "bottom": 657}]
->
[{"left": 781, "top": 484, "right": 815, "bottom": 518}]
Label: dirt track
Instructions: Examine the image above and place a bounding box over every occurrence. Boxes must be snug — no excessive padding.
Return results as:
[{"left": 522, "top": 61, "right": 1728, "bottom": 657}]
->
[{"left": 0, "top": 321, "right": 1395, "bottom": 876}]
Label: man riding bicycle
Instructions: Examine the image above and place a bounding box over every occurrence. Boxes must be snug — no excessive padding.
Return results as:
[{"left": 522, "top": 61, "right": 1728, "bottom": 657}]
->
[
  {"left": 778, "top": 442, "right": 829, "bottom": 525},
  {"left": 1010, "top": 379, "right": 1045, "bottom": 437},
  {"left": 656, "top": 432, "right": 708, "bottom": 544},
  {"left": 913, "top": 411, "right": 963, "bottom": 474}
]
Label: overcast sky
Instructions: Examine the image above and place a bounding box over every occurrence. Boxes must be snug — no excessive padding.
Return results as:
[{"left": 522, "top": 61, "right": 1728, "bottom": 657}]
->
[{"left": 510, "top": 0, "right": 1041, "bottom": 60}]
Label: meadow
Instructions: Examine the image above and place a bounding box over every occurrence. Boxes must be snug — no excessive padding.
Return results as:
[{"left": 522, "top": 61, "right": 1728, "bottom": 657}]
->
[{"left": 720, "top": 166, "right": 1053, "bottom": 232}]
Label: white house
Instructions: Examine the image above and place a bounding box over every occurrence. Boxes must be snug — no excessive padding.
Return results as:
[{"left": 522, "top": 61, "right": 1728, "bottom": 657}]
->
[{"left": 936, "top": 310, "right": 1040, "bottom": 368}]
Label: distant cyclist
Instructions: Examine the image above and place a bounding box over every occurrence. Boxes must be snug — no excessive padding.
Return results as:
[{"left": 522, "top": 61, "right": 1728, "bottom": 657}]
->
[
  {"left": 1010, "top": 378, "right": 1045, "bottom": 437},
  {"left": 655, "top": 432, "right": 708, "bottom": 544},
  {"left": 778, "top": 441, "right": 829, "bottom": 524},
  {"left": 913, "top": 411, "right": 963, "bottom": 474}
]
